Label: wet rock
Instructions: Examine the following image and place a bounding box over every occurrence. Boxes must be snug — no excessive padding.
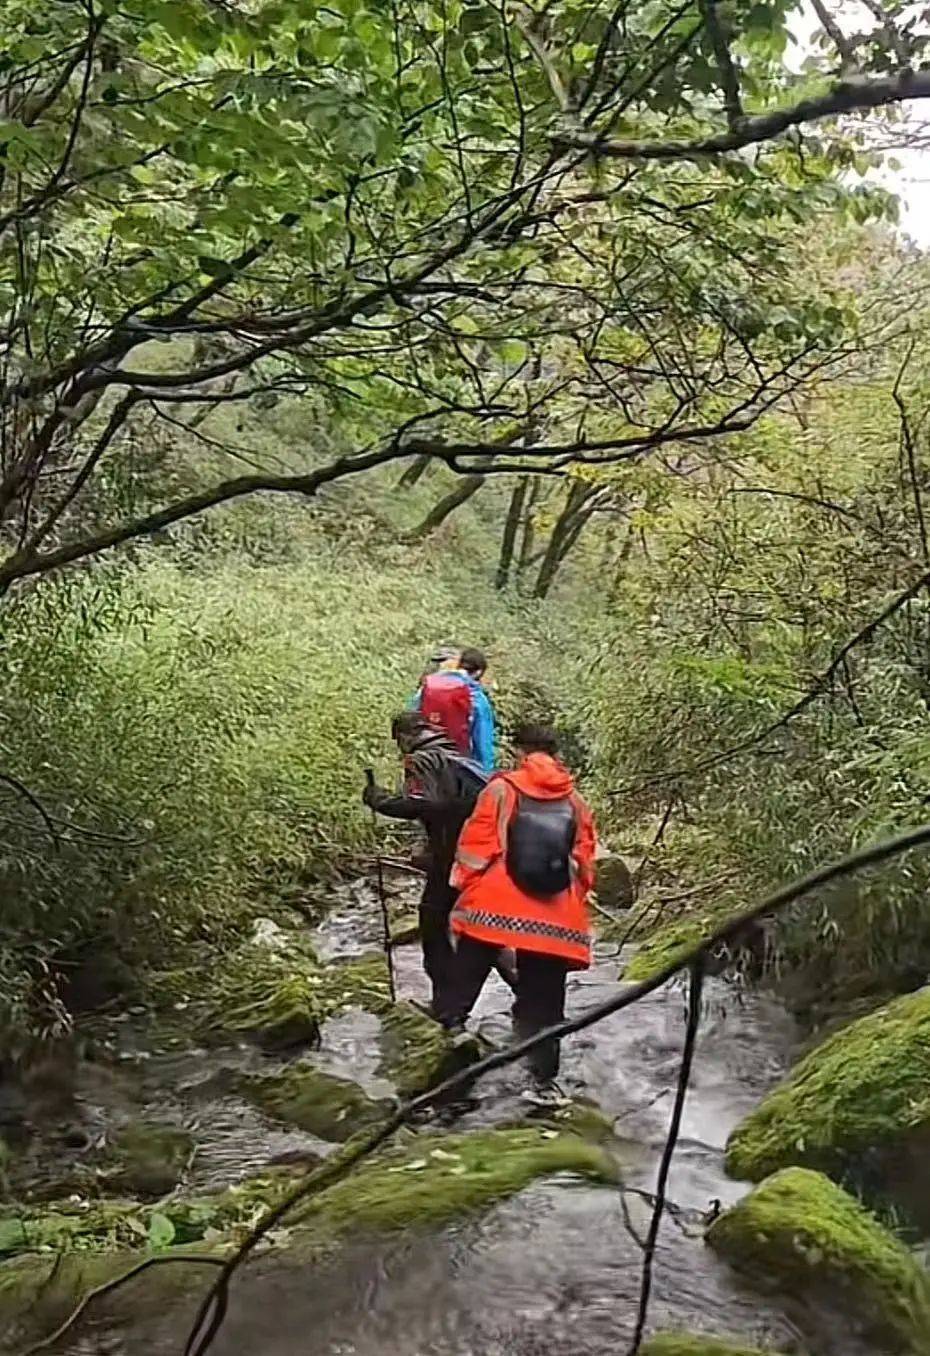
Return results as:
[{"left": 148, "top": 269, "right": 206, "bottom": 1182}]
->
[
  {"left": 537, "top": 1098, "right": 617, "bottom": 1144},
  {"left": 379, "top": 1002, "right": 480, "bottom": 1098},
  {"left": 102, "top": 1122, "right": 194, "bottom": 1198},
  {"left": 251, "top": 918, "right": 292, "bottom": 952},
  {"left": 318, "top": 953, "right": 392, "bottom": 1015},
  {"left": 708, "top": 1167, "right": 930, "bottom": 1353},
  {"left": 595, "top": 855, "right": 635, "bottom": 910},
  {"left": 240, "top": 1064, "right": 394, "bottom": 1141},
  {"left": 389, "top": 912, "right": 420, "bottom": 947},
  {"left": 61, "top": 952, "right": 140, "bottom": 1016},
  {"left": 291, "top": 1124, "right": 619, "bottom": 1242},
  {"left": 725, "top": 987, "right": 930, "bottom": 1212},
  {"left": 640, "top": 1337, "right": 785, "bottom": 1356},
  {"left": 0, "top": 1243, "right": 215, "bottom": 1349}
]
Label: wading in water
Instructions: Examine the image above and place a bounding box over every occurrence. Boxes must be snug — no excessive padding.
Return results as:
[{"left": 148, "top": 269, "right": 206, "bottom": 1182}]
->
[
  {"left": 366, "top": 711, "right": 595, "bottom": 1102},
  {"left": 363, "top": 712, "right": 489, "bottom": 1026},
  {"left": 450, "top": 723, "right": 597, "bottom": 1105}
]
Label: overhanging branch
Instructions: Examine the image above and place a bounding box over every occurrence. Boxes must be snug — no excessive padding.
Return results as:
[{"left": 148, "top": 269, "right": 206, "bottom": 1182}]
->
[{"left": 556, "top": 68, "right": 930, "bottom": 160}]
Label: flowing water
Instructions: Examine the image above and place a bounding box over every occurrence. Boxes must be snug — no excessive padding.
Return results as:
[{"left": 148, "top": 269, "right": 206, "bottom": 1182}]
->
[{"left": 42, "top": 879, "right": 877, "bottom": 1354}]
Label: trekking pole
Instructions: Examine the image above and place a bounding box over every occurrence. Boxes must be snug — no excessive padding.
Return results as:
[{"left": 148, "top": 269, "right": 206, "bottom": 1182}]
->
[{"left": 366, "top": 768, "right": 397, "bottom": 1003}]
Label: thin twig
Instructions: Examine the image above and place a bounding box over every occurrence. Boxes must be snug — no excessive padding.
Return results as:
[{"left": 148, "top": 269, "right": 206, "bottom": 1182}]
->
[
  {"left": 627, "top": 956, "right": 705, "bottom": 1354},
  {"left": 617, "top": 561, "right": 930, "bottom": 795},
  {"left": 0, "top": 772, "right": 59, "bottom": 848}
]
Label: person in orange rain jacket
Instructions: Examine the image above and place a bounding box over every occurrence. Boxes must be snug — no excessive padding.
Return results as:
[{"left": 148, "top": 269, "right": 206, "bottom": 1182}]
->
[{"left": 448, "top": 722, "right": 596, "bottom": 1105}]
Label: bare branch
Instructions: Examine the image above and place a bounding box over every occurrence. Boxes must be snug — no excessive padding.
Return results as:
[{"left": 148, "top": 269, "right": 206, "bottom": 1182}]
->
[{"left": 809, "top": 0, "right": 856, "bottom": 69}]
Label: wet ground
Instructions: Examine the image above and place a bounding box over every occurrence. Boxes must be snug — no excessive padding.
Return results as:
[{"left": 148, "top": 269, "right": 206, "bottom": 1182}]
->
[{"left": 13, "top": 877, "right": 878, "bottom": 1354}]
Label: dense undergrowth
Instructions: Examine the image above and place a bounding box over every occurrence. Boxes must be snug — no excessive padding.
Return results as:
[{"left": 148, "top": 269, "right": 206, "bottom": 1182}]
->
[
  {"left": 0, "top": 416, "right": 592, "bottom": 1054},
  {"left": 7, "top": 317, "right": 930, "bottom": 1053}
]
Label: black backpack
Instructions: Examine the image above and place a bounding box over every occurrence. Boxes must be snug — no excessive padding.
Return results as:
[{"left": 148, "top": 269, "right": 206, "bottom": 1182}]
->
[{"left": 506, "top": 792, "right": 577, "bottom": 899}]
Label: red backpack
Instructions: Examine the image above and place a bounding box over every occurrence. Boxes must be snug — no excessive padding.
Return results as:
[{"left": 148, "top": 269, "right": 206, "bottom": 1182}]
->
[{"left": 419, "top": 673, "right": 472, "bottom": 754}]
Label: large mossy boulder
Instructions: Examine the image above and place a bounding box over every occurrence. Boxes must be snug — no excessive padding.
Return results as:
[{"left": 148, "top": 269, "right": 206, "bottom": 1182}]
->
[
  {"left": 708, "top": 1167, "right": 930, "bottom": 1353},
  {"left": 726, "top": 987, "right": 930, "bottom": 1194},
  {"left": 640, "top": 1337, "right": 783, "bottom": 1356},
  {"left": 240, "top": 1065, "right": 394, "bottom": 1141},
  {"left": 596, "top": 855, "right": 635, "bottom": 910}
]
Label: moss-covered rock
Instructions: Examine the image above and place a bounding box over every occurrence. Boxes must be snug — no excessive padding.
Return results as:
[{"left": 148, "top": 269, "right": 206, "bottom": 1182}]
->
[
  {"left": 292, "top": 1124, "right": 618, "bottom": 1240},
  {"left": 596, "top": 855, "right": 635, "bottom": 910},
  {"left": 378, "top": 1002, "right": 480, "bottom": 1098},
  {"left": 0, "top": 1247, "right": 217, "bottom": 1349},
  {"left": 640, "top": 1336, "right": 783, "bottom": 1356},
  {"left": 0, "top": 1125, "right": 617, "bottom": 1347},
  {"left": 624, "top": 917, "right": 704, "bottom": 980},
  {"left": 0, "top": 1169, "right": 299, "bottom": 1260},
  {"left": 316, "top": 953, "right": 392, "bottom": 1016},
  {"left": 389, "top": 912, "right": 420, "bottom": 946},
  {"left": 102, "top": 1122, "right": 194, "bottom": 1199},
  {"left": 165, "top": 935, "right": 392, "bottom": 1049},
  {"left": 240, "top": 1064, "right": 394, "bottom": 1141},
  {"left": 708, "top": 1167, "right": 930, "bottom": 1353},
  {"left": 623, "top": 899, "right": 764, "bottom": 983},
  {"left": 726, "top": 988, "right": 930, "bottom": 1190}
]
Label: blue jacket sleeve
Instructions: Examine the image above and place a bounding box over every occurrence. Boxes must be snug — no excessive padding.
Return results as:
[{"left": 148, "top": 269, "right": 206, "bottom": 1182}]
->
[{"left": 470, "top": 687, "right": 496, "bottom": 771}]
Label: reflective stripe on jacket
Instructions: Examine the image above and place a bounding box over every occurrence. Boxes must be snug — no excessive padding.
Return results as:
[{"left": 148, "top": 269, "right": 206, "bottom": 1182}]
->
[{"left": 450, "top": 753, "right": 596, "bottom": 968}]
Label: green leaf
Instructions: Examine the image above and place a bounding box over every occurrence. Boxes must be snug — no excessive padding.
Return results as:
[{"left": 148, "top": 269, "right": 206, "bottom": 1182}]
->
[
  {"left": 147, "top": 1212, "right": 176, "bottom": 1249},
  {"left": 500, "top": 338, "right": 529, "bottom": 365}
]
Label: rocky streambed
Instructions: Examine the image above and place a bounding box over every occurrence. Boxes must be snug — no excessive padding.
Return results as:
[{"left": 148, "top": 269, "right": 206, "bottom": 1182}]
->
[{"left": 1, "top": 869, "right": 929, "bottom": 1356}]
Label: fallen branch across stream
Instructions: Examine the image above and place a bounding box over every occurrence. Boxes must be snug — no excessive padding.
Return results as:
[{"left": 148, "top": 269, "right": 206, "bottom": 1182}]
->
[{"left": 20, "top": 824, "right": 930, "bottom": 1356}]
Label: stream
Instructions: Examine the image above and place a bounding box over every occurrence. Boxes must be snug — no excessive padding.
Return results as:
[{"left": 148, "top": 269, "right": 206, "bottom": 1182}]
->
[{"left": 29, "top": 879, "right": 878, "bottom": 1354}]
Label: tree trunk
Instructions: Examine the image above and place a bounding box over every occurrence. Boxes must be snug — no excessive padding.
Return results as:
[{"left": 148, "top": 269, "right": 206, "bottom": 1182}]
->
[
  {"left": 396, "top": 453, "right": 432, "bottom": 490},
  {"left": 404, "top": 472, "right": 485, "bottom": 542},
  {"left": 533, "top": 483, "right": 600, "bottom": 599},
  {"left": 495, "top": 478, "right": 528, "bottom": 589},
  {"left": 516, "top": 478, "right": 542, "bottom": 582}
]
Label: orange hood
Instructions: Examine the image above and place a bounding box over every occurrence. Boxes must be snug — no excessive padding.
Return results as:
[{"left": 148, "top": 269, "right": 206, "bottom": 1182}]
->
[{"left": 503, "top": 752, "right": 575, "bottom": 800}]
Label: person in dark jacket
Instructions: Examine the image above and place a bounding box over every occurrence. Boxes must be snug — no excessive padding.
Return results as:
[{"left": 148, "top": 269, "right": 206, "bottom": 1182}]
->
[{"left": 363, "top": 712, "right": 488, "bottom": 1025}]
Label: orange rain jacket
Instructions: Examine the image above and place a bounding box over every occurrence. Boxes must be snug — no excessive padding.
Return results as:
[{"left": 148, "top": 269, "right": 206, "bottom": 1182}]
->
[{"left": 450, "top": 753, "right": 596, "bottom": 968}]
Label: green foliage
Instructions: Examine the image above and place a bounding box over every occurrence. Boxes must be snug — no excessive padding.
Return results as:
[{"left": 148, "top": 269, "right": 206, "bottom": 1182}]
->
[
  {"left": 708, "top": 1168, "right": 930, "bottom": 1352},
  {"left": 726, "top": 989, "right": 930, "bottom": 1184},
  {"left": 0, "top": 473, "right": 576, "bottom": 1049},
  {"left": 562, "top": 333, "right": 930, "bottom": 1007},
  {"left": 640, "top": 1336, "right": 783, "bottom": 1356}
]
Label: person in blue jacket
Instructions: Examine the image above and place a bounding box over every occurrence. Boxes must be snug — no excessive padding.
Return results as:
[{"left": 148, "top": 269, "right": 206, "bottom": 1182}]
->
[{"left": 411, "top": 646, "right": 497, "bottom": 772}]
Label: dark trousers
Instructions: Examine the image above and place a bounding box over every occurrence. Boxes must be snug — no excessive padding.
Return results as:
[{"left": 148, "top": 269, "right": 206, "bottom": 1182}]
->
[
  {"left": 420, "top": 897, "right": 457, "bottom": 1016},
  {"left": 446, "top": 936, "right": 568, "bottom": 1081},
  {"left": 420, "top": 875, "right": 518, "bottom": 1021}
]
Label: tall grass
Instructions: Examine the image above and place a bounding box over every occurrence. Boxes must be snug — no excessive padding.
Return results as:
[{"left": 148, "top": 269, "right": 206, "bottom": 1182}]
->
[{"left": 0, "top": 527, "right": 582, "bottom": 1050}]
